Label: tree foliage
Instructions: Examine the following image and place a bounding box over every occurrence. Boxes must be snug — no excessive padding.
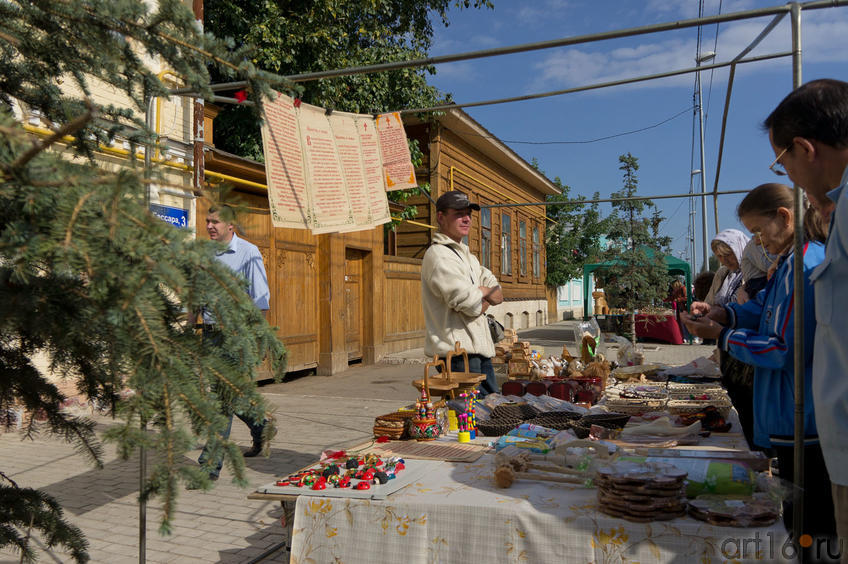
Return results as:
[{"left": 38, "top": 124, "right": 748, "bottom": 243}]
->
[
  {"left": 1, "top": 0, "right": 288, "bottom": 559},
  {"left": 599, "top": 153, "right": 673, "bottom": 341},
  {"left": 204, "top": 0, "right": 494, "bottom": 160},
  {"left": 544, "top": 178, "right": 610, "bottom": 287}
]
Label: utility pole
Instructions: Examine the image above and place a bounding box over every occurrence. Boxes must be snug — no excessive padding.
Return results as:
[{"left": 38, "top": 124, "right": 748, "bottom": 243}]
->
[{"left": 695, "top": 50, "right": 716, "bottom": 273}]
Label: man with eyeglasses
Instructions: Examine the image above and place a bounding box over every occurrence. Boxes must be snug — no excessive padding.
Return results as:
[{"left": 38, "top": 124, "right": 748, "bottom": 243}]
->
[{"left": 766, "top": 78, "right": 848, "bottom": 561}]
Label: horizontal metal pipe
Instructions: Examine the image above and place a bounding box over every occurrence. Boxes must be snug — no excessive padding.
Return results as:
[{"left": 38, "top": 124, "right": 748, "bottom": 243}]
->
[
  {"left": 283, "top": 0, "right": 845, "bottom": 83},
  {"left": 481, "top": 188, "right": 752, "bottom": 208},
  {"left": 169, "top": 80, "right": 250, "bottom": 96},
  {"left": 398, "top": 52, "right": 790, "bottom": 114}
]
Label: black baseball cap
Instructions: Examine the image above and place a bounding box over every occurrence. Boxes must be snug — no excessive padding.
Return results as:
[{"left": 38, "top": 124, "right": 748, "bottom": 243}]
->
[{"left": 435, "top": 190, "right": 480, "bottom": 212}]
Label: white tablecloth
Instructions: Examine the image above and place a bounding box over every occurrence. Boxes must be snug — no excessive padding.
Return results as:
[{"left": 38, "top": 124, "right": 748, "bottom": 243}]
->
[{"left": 289, "top": 451, "right": 791, "bottom": 563}]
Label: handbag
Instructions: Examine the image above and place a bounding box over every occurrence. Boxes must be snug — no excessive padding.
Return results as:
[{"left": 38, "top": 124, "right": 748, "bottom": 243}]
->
[{"left": 488, "top": 316, "right": 505, "bottom": 343}]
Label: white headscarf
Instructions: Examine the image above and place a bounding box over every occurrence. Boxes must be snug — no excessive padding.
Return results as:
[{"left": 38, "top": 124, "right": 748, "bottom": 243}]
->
[
  {"left": 711, "top": 229, "right": 748, "bottom": 306},
  {"left": 741, "top": 238, "right": 777, "bottom": 282}
]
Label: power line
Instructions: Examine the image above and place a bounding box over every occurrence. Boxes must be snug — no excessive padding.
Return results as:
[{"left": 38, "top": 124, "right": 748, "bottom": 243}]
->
[
  {"left": 447, "top": 106, "right": 694, "bottom": 146},
  {"left": 705, "top": 0, "right": 724, "bottom": 121}
]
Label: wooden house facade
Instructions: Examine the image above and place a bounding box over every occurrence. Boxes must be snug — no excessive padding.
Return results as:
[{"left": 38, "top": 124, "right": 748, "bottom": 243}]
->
[{"left": 202, "top": 108, "right": 558, "bottom": 376}]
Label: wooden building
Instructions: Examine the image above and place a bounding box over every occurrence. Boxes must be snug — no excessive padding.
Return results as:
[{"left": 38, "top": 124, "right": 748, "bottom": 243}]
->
[
  {"left": 202, "top": 107, "right": 559, "bottom": 376},
  {"left": 398, "top": 109, "right": 560, "bottom": 330}
]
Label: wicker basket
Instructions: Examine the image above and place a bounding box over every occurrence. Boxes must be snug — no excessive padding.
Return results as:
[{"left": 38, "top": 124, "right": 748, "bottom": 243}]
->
[
  {"left": 578, "top": 412, "right": 632, "bottom": 428},
  {"left": 602, "top": 397, "right": 668, "bottom": 416},
  {"left": 491, "top": 403, "right": 540, "bottom": 421},
  {"left": 525, "top": 412, "right": 581, "bottom": 431},
  {"left": 666, "top": 383, "right": 724, "bottom": 394},
  {"left": 477, "top": 418, "right": 522, "bottom": 437},
  {"left": 373, "top": 411, "right": 416, "bottom": 440},
  {"left": 570, "top": 412, "right": 631, "bottom": 439},
  {"left": 667, "top": 399, "right": 732, "bottom": 418}
]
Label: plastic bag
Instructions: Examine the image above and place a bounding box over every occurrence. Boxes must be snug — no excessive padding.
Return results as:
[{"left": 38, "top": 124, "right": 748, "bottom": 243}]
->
[
  {"left": 577, "top": 318, "right": 605, "bottom": 361},
  {"left": 610, "top": 335, "right": 645, "bottom": 366}
]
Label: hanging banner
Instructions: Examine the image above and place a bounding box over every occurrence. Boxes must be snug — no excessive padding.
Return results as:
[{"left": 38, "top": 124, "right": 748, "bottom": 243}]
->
[
  {"left": 260, "top": 92, "right": 403, "bottom": 233},
  {"left": 328, "top": 112, "right": 373, "bottom": 231},
  {"left": 375, "top": 111, "right": 418, "bottom": 191},
  {"left": 354, "top": 115, "right": 392, "bottom": 227},
  {"left": 298, "top": 103, "right": 355, "bottom": 234},
  {"left": 260, "top": 92, "right": 312, "bottom": 229}
]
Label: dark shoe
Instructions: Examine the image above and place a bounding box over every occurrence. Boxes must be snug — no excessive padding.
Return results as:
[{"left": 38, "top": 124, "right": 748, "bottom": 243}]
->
[{"left": 243, "top": 443, "right": 262, "bottom": 458}]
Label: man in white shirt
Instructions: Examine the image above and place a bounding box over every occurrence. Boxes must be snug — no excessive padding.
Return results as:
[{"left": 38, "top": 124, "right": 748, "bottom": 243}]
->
[{"left": 421, "top": 191, "right": 503, "bottom": 395}]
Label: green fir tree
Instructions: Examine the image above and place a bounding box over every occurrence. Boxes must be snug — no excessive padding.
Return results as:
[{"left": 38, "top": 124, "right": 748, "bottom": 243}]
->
[
  {"left": 0, "top": 0, "right": 291, "bottom": 560},
  {"left": 599, "top": 153, "right": 672, "bottom": 343}
]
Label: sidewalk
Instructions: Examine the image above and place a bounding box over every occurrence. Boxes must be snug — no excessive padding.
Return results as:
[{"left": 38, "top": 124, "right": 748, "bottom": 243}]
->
[{"left": 1, "top": 321, "right": 713, "bottom": 563}]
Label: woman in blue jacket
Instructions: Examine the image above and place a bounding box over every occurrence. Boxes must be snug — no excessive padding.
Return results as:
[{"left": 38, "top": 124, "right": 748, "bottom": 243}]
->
[{"left": 683, "top": 183, "right": 835, "bottom": 553}]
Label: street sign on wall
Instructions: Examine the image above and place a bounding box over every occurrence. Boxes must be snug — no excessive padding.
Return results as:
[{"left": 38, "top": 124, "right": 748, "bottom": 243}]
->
[{"left": 150, "top": 204, "right": 189, "bottom": 229}]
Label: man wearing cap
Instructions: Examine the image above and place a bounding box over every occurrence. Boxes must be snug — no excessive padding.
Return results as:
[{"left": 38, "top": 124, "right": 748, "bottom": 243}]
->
[{"left": 421, "top": 190, "right": 503, "bottom": 395}]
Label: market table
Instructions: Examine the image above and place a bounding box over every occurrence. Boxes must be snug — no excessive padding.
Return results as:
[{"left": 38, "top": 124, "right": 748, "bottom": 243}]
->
[
  {"left": 594, "top": 313, "right": 684, "bottom": 345},
  {"left": 252, "top": 430, "right": 791, "bottom": 563},
  {"left": 635, "top": 313, "right": 684, "bottom": 345}
]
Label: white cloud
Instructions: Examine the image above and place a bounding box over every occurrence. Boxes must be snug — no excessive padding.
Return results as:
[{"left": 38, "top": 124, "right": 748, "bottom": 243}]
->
[
  {"left": 646, "top": 0, "right": 756, "bottom": 20},
  {"left": 528, "top": 9, "right": 848, "bottom": 93},
  {"left": 516, "top": 0, "right": 573, "bottom": 24},
  {"left": 434, "top": 61, "right": 480, "bottom": 82}
]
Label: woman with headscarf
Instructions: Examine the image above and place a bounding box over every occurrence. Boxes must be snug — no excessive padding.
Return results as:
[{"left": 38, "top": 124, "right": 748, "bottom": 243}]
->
[
  {"left": 704, "top": 228, "right": 758, "bottom": 451},
  {"left": 738, "top": 235, "right": 777, "bottom": 304},
  {"left": 705, "top": 229, "right": 749, "bottom": 306}
]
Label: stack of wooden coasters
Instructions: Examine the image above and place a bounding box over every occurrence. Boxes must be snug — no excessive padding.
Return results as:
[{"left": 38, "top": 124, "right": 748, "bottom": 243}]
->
[
  {"left": 594, "top": 461, "right": 688, "bottom": 522},
  {"left": 688, "top": 494, "right": 779, "bottom": 527}
]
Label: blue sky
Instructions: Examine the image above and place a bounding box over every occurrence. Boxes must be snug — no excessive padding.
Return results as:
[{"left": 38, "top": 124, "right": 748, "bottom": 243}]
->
[{"left": 425, "top": 0, "right": 848, "bottom": 271}]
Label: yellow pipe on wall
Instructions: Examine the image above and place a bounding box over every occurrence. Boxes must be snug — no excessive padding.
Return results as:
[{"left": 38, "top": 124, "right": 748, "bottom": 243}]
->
[{"left": 21, "top": 122, "right": 434, "bottom": 229}]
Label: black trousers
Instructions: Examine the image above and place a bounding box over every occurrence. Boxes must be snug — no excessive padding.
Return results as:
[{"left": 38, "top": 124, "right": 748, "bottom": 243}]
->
[{"left": 774, "top": 442, "right": 839, "bottom": 563}]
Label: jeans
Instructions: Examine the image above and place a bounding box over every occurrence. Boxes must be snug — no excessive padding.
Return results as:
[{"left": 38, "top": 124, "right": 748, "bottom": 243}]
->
[
  {"left": 199, "top": 412, "right": 266, "bottom": 478},
  {"left": 443, "top": 354, "right": 498, "bottom": 397},
  {"left": 199, "top": 324, "right": 265, "bottom": 478}
]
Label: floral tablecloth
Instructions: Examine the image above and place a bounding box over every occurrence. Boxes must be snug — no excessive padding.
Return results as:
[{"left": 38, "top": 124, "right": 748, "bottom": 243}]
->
[{"left": 289, "top": 452, "right": 791, "bottom": 563}]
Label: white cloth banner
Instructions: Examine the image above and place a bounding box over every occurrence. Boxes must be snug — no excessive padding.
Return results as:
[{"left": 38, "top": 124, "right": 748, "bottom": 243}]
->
[{"left": 260, "top": 93, "right": 406, "bottom": 233}]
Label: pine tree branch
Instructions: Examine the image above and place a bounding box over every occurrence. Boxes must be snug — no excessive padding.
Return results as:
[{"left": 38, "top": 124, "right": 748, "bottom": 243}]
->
[
  {"left": 8, "top": 105, "right": 95, "bottom": 172},
  {"left": 0, "top": 28, "right": 20, "bottom": 47},
  {"left": 62, "top": 192, "right": 95, "bottom": 248},
  {"left": 0, "top": 471, "right": 18, "bottom": 489}
]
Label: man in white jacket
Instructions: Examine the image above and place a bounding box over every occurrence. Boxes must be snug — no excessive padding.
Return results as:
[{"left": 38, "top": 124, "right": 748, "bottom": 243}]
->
[{"left": 421, "top": 190, "right": 503, "bottom": 395}]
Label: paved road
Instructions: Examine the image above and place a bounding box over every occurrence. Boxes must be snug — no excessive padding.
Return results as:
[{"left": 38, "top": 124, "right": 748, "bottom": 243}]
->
[{"left": 0, "top": 322, "right": 711, "bottom": 563}]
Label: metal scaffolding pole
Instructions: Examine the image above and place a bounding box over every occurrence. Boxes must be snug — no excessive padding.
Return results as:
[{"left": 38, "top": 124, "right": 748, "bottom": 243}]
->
[
  {"left": 696, "top": 52, "right": 715, "bottom": 273},
  {"left": 790, "top": 1, "right": 806, "bottom": 545},
  {"left": 711, "top": 13, "right": 788, "bottom": 235},
  {"left": 283, "top": 1, "right": 845, "bottom": 84},
  {"left": 480, "top": 188, "right": 752, "bottom": 208}
]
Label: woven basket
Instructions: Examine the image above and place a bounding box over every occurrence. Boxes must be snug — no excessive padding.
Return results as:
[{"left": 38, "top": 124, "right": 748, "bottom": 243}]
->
[
  {"left": 578, "top": 412, "right": 631, "bottom": 428},
  {"left": 373, "top": 411, "right": 416, "bottom": 440},
  {"left": 667, "top": 400, "right": 732, "bottom": 418},
  {"left": 477, "top": 418, "right": 522, "bottom": 437},
  {"left": 570, "top": 412, "right": 631, "bottom": 439},
  {"left": 524, "top": 411, "right": 582, "bottom": 431},
  {"left": 602, "top": 397, "right": 668, "bottom": 416},
  {"left": 491, "top": 403, "right": 540, "bottom": 421},
  {"left": 666, "top": 383, "right": 724, "bottom": 394}
]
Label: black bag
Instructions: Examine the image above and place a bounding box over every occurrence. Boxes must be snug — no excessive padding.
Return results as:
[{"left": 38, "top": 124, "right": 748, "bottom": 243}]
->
[{"left": 488, "top": 316, "right": 505, "bottom": 343}]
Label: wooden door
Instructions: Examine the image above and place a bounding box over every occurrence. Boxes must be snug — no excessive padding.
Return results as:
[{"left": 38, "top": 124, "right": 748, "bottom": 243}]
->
[{"left": 344, "top": 248, "right": 365, "bottom": 360}]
